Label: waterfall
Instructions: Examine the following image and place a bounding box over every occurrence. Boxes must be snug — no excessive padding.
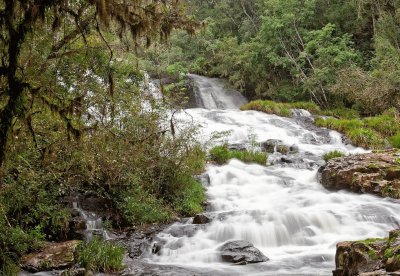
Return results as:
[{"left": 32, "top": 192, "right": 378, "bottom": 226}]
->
[{"left": 140, "top": 75, "right": 400, "bottom": 275}]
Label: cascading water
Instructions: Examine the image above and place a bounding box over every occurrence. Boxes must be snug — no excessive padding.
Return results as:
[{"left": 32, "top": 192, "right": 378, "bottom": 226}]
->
[
  {"left": 139, "top": 75, "right": 400, "bottom": 275},
  {"left": 72, "top": 202, "right": 110, "bottom": 241}
]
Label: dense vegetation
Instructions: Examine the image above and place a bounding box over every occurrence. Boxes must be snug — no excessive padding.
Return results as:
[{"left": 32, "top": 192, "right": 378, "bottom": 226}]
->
[
  {"left": 0, "top": 0, "right": 205, "bottom": 274},
  {"left": 3, "top": 0, "right": 400, "bottom": 274},
  {"left": 151, "top": 0, "right": 400, "bottom": 116}
]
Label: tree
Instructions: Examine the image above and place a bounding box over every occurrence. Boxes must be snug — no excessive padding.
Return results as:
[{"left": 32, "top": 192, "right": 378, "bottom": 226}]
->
[{"left": 0, "top": 0, "right": 197, "bottom": 175}]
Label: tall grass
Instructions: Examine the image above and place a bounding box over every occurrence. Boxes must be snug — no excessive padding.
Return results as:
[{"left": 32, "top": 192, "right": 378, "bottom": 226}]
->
[
  {"left": 209, "top": 145, "right": 268, "bottom": 165},
  {"left": 76, "top": 238, "right": 125, "bottom": 273},
  {"left": 315, "top": 112, "right": 397, "bottom": 149},
  {"left": 323, "top": 150, "right": 346, "bottom": 161}
]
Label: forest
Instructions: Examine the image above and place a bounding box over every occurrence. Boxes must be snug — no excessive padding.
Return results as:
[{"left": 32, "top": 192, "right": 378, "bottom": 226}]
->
[{"left": 1, "top": 0, "right": 400, "bottom": 275}]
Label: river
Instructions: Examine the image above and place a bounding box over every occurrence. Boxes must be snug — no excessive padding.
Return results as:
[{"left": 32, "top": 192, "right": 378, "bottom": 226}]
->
[{"left": 129, "top": 74, "right": 400, "bottom": 276}]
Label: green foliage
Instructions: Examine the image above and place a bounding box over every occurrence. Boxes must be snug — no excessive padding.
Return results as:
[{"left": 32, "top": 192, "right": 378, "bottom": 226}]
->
[
  {"left": 321, "top": 108, "right": 360, "bottom": 119},
  {"left": 241, "top": 100, "right": 321, "bottom": 117},
  {"left": 117, "top": 185, "right": 173, "bottom": 225},
  {"left": 209, "top": 145, "right": 268, "bottom": 165},
  {"left": 173, "top": 176, "right": 206, "bottom": 216},
  {"left": 390, "top": 133, "right": 400, "bottom": 149},
  {"left": 0, "top": 165, "right": 71, "bottom": 274},
  {"left": 316, "top": 110, "right": 400, "bottom": 149},
  {"left": 76, "top": 238, "right": 124, "bottom": 273},
  {"left": 323, "top": 151, "right": 346, "bottom": 161}
]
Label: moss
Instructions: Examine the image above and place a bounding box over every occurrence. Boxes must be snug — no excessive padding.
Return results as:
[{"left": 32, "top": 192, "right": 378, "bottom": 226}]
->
[
  {"left": 385, "top": 248, "right": 395, "bottom": 259},
  {"left": 358, "top": 237, "right": 386, "bottom": 245},
  {"left": 367, "top": 163, "right": 379, "bottom": 170},
  {"left": 368, "top": 249, "right": 380, "bottom": 260},
  {"left": 323, "top": 150, "right": 346, "bottom": 161},
  {"left": 381, "top": 186, "right": 400, "bottom": 199}
]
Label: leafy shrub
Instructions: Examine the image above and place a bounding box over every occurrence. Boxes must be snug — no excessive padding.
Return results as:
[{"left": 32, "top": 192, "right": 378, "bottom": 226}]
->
[
  {"left": 173, "top": 176, "right": 205, "bottom": 216},
  {"left": 347, "top": 128, "right": 384, "bottom": 149},
  {"left": 323, "top": 150, "right": 346, "bottom": 161},
  {"left": 209, "top": 145, "right": 267, "bottom": 165},
  {"left": 117, "top": 188, "right": 173, "bottom": 225},
  {"left": 390, "top": 133, "right": 400, "bottom": 148},
  {"left": 76, "top": 238, "right": 124, "bottom": 273}
]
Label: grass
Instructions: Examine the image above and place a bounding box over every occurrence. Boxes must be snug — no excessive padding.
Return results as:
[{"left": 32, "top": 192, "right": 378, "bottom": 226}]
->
[
  {"left": 241, "top": 100, "right": 324, "bottom": 117},
  {"left": 323, "top": 150, "right": 346, "bottom": 161},
  {"left": 209, "top": 145, "right": 268, "bottom": 165},
  {"left": 315, "top": 112, "right": 400, "bottom": 149},
  {"left": 173, "top": 176, "right": 206, "bottom": 216},
  {"left": 241, "top": 100, "right": 400, "bottom": 149},
  {"left": 241, "top": 100, "right": 359, "bottom": 119},
  {"left": 76, "top": 238, "right": 125, "bottom": 273}
]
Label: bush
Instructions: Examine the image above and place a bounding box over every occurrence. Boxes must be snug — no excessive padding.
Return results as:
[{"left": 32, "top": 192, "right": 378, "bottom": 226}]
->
[
  {"left": 390, "top": 133, "right": 400, "bottom": 148},
  {"left": 76, "top": 238, "right": 125, "bottom": 273},
  {"left": 347, "top": 128, "right": 384, "bottom": 149},
  {"left": 209, "top": 145, "right": 268, "bottom": 165},
  {"left": 323, "top": 150, "right": 346, "bottom": 161},
  {"left": 173, "top": 176, "right": 205, "bottom": 216}
]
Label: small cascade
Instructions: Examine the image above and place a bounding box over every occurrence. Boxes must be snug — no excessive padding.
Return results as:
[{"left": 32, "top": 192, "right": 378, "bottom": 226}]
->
[
  {"left": 72, "top": 202, "right": 110, "bottom": 241},
  {"left": 188, "top": 74, "right": 248, "bottom": 110}
]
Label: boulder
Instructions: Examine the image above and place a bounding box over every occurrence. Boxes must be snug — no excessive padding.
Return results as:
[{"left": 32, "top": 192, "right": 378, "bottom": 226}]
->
[
  {"left": 261, "top": 139, "right": 289, "bottom": 154},
  {"left": 218, "top": 240, "right": 269, "bottom": 264},
  {"left": 333, "top": 229, "right": 400, "bottom": 276},
  {"left": 193, "top": 214, "right": 211, "bottom": 224},
  {"left": 21, "top": 240, "right": 80, "bottom": 272},
  {"left": 318, "top": 150, "right": 400, "bottom": 199}
]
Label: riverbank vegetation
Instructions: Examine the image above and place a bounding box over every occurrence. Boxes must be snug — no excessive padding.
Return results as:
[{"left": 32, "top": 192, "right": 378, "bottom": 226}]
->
[
  {"left": 148, "top": 0, "right": 400, "bottom": 150},
  {"left": 155, "top": 0, "right": 400, "bottom": 115},
  {"left": 0, "top": 1, "right": 206, "bottom": 274},
  {"left": 209, "top": 145, "right": 268, "bottom": 165}
]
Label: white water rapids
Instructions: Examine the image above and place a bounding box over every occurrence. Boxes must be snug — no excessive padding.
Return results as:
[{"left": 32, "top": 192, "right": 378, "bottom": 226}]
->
[{"left": 144, "top": 75, "right": 400, "bottom": 275}]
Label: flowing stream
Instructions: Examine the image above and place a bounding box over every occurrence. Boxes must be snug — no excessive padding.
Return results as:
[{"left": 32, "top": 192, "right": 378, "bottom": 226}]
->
[{"left": 135, "top": 74, "right": 400, "bottom": 276}]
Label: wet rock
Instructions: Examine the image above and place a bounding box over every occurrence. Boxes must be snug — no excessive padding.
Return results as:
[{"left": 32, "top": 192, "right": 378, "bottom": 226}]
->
[
  {"left": 193, "top": 214, "right": 211, "bottom": 224},
  {"left": 166, "top": 224, "right": 206, "bottom": 237},
  {"left": 333, "top": 240, "right": 385, "bottom": 276},
  {"left": 228, "top": 143, "right": 247, "bottom": 151},
  {"left": 218, "top": 240, "right": 269, "bottom": 264},
  {"left": 261, "top": 139, "right": 289, "bottom": 154},
  {"left": 194, "top": 173, "right": 211, "bottom": 187},
  {"left": 21, "top": 240, "right": 80, "bottom": 272},
  {"left": 334, "top": 229, "right": 400, "bottom": 275},
  {"left": 152, "top": 243, "right": 162, "bottom": 255},
  {"left": 60, "top": 268, "right": 88, "bottom": 276},
  {"left": 67, "top": 217, "right": 86, "bottom": 240},
  {"left": 318, "top": 150, "right": 400, "bottom": 199}
]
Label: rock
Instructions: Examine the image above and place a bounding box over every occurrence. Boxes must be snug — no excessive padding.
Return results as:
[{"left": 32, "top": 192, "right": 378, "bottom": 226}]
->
[
  {"left": 21, "top": 240, "right": 80, "bottom": 272},
  {"left": 194, "top": 173, "right": 211, "bottom": 187},
  {"left": 318, "top": 150, "right": 400, "bottom": 199},
  {"left": 333, "top": 240, "right": 385, "bottom": 276},
  {"left": 261, "top": 139, "right": 289, "bottom": 154},
  {"left": 193, "top": 214, "right": 211, "bottom": 224},
  {"left": 218, "top": 240, "right": 269, "bottom": 264},
  {"left": 228, "top": 143, "right": 247, "bottom": 151},
  {"left": 152, "top": 243, "right": 162, "bottom": 255},
  {"left": 334, "top": 229, "right": 400, "bottom": 275},
  {"left": 67, "top": 217, "right": 86, "bottom": 240},
  {"left": 60, "top": 268, "right": 88, "bottom": 276}
]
